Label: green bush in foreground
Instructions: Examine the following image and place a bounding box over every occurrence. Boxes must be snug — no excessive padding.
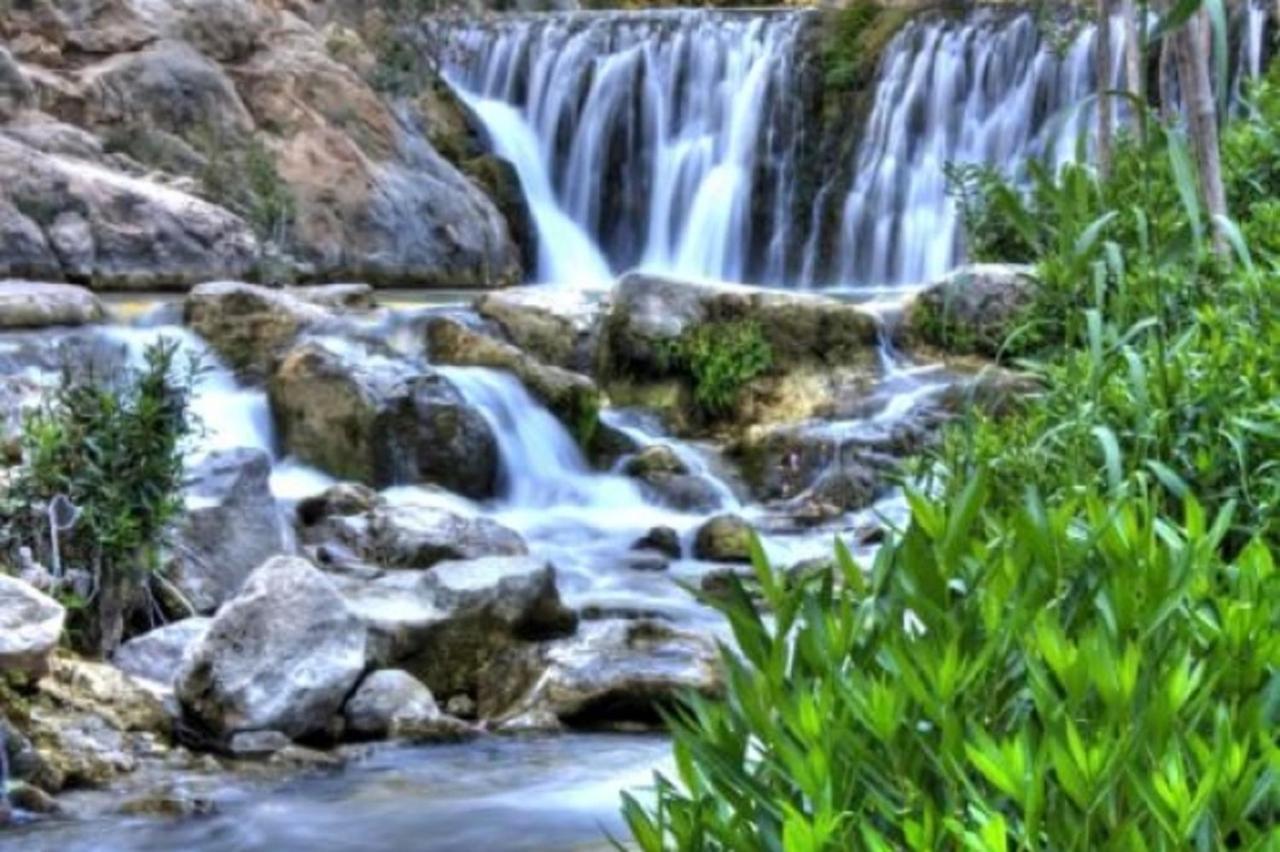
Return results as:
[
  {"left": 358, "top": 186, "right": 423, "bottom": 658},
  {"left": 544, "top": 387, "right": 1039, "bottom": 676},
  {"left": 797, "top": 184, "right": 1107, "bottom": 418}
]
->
[
  {"left": 4, "top": 340, "right": 197, "bottom": 655},
  {"left": 623, "top": 491, "right": 1279, "bottom": 850}
]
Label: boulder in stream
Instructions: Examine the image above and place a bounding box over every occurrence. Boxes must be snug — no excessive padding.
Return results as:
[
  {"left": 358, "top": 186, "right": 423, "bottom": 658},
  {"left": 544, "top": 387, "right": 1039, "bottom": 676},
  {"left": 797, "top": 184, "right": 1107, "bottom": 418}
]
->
[
  {"left": 177, "top": 556, "right": 368, "bottom": 741},
  {"left": 184, "top": 281, "right": 332, "bottom": 378},
  {"left": 113, "top": 617, "right": 212, "bottom": 686},
  {"left": 692, "top": 514, "right": 756, "bottom": 563},
  {"left": 343, "top": 669, "right": 471, "bottom": 741},
  {"left": 0, "top": 574, "right": 66, "bottom": 675},
  {"left": 0, "top": 280, "right": 105, "bottom": 329},
  {"left": 270, "top": 339, "right": 499, "bottom": 496},
  {"left": 902, "top": 263, "right": 1037, "bottom": 358}
]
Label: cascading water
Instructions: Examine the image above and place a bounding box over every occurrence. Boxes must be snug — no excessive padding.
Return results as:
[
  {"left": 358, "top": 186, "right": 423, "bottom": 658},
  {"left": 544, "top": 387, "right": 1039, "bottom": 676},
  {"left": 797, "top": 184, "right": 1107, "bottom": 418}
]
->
[
  {"left": 807, "top": 11, "right": 1127, "bottom": 288},
  {"left": 439, "top": 10, "right": 811, "bottom": 285}
]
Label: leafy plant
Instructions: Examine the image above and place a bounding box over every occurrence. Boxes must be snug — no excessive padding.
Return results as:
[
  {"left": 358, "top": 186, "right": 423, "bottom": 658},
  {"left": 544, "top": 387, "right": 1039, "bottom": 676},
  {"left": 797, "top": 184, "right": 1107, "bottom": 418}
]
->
[
  {"left": 6, "top": 340, "right": 198, "bottom": 655},
  {"left": 658, "top": 320, "right": 774, "bottom": 418},
  {"left": 624, "top": 492, "right": 1279, "bottom": 850}
]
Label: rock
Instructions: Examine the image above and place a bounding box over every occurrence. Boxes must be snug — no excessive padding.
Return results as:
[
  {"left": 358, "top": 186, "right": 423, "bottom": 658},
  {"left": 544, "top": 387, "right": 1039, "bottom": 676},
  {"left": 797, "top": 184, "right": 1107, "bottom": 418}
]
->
[
  {"left": 335, "top": 556, "right": 577, "bottom": 701},
  {"left": 0, "top": 280, "right": 104, "bottom": 329},
  {"left": 623, "top": 445, "right": 687, "bottom": 477},
  {"left": 425, "top": 316, "right": 601, "bottom": 447},
  {"left": 938, "top": 365, "right": 1044, "bottom": 418},
  {"left": 603, "top": 272, "right": 880, "bottom": 377},
  {"left": 475, "top": 287, "right": 608, "bottom": 372},
  {"left": 177, "top": 556, "right": 368, "bottom": 740},
  {"left": 343, "top": 669, "right": 470, "bottom": 741},
  {"left": 133, "top": 0, "right": 269, "bottom": 64},
  {"left": 113, "top": 618, "right": 212, "bottom": 686},
  {"left": 622, "top": 552, "right": 670, "bottom": 573},
  {"left": 482, "top": 620, "right": 721, "bottom": 729},
  {"left": 631, "top": 526, "right": 681, "bottom": 560},
  {"left": 0, "top": 46, "right": 34, "bottom": 121},
  {"left": 692, "top": 514, "right": 755, "bottom": 563},
  {"left": 117, "top": 792, "right": 217, "bottom": 818},
  {"left": 0, "top": 135, "right": 258, "bottom": 288},
  {"left": 622, "top": 445, "right": 724, "bottom": 512},
  {"left": 903, "top": 263, "right": 1037, "bottom": 358},
  {"left": 184, "top": 281, "right": 331, "bottom": 378},
  {"left": 0, "top": 575, "right": 66, "bottom": 675},
  {"left": 167, "top": 448, "right": 288, "bottom": 614},
  {"left": 38, "top": 657, "right": 170, "bottom": 734},
  {"left": 270, "top": 339, "right": 499, "bottom": 496},
  {"left": 285, "top": 282, "right": 376, "bottom": 311},
  {"left": 227, "top": 729, "right": 291, "bottom": 758},
  {"left": 298, "top": 486, "right": 526, "bottom": 570}
]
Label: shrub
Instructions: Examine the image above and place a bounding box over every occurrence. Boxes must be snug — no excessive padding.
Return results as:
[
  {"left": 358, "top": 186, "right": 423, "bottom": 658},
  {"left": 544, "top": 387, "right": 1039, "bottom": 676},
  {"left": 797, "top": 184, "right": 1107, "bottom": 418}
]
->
[
  {"left": 623, "top": 489, "right": 1279, "bottom": 850},
  {"left": 821, "top": 1, "right": 910, "bottom": 94},
  {"left": 6, "top": 340, "right": 198, "bottom": 655},
  {"left": 658, "top": 320, "right": 774, "bottom": 418}
]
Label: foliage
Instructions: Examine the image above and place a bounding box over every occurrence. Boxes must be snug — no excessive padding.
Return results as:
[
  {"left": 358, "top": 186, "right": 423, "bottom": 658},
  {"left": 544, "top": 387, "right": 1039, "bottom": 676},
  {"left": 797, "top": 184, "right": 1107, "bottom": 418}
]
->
[
  {"left": 6, "top": 340, "right": 198, "bottom": 654},
  {"left": 194, "top": 127, "right": 296, "bottom": 251},
  {"left": 658, "top": 320, "right": 773, "bottom": 418},
  {"left": 624, "top": 495, "right": 1279, "bottom": 850},
  {"left": 820, "top": 1, "right": 910, "bottom": 94}
]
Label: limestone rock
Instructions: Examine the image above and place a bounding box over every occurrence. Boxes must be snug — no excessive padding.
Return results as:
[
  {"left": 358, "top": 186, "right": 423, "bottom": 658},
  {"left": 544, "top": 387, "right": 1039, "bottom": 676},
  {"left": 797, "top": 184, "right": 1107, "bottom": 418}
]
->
[
  {"left": 167, "top": 448, "right": 289, "bottom": 614},
  {"left": 184, "top": 281, "right": 330, "bottom": 378},
  {"left": 113, "top": 617, "right": 212, "bottom": 686},
  {"left": 476, "top": 287, "right": 608, "bottom": 372},
  {"left": 903, "top": 263, "right": 1037, "bottom": 358},
  {"left": 269, "top": 339, "right": 498, "bottom": 496},
  {"left": 177, "top": 556, "right": 368, "bottom": 740},
  {"left": 0, "top": 575, "right": 66, "bottom": 675},
  {"left": 343, "top": 669, "right": 470, "bottom": 741},
  {"left": 692, "top": 514, "right": 755, "bottom": 563},
  {"left": 0, "top": 280, "right": 104, "bottom": 329}
]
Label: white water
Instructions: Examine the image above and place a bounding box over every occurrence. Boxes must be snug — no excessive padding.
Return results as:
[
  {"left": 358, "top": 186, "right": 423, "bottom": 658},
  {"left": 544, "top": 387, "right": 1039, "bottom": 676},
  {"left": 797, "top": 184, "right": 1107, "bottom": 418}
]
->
[{"left": 441, "top": 10, "right": 808, "bottom": 285}]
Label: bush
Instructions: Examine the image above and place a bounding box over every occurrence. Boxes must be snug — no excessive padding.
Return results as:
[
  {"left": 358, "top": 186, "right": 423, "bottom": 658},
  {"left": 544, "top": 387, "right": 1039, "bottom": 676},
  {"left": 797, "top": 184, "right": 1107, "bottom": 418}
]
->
[
  {"left": 624, "top": 491, "right": 1279, "bottom": 850},
  {"left": 821, "top": 1, "right": 910, "bottom": 94},
  {"left": 658, "top": 320, "right": 774, "bottom": 418},
  {"left": 5, "top": 340, "right": 198, "bottom": 655}
]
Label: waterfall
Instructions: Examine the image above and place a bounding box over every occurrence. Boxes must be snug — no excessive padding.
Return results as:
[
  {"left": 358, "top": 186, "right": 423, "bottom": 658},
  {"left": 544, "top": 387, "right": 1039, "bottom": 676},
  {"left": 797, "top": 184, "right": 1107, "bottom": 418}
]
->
[
  {"left": 439, "top": 10, "right": 811, "bottom": 286},
  {"left": 809, "top": 11, "right": 1126, "bottom": 288}
]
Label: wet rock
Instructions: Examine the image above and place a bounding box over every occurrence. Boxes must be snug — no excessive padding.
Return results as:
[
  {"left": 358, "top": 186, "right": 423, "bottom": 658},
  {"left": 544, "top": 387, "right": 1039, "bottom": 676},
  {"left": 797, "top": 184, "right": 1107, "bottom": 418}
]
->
[
  {"left": 167, "top": 448, "right": 289, "bottom": 614},
  {"left": 184, "top": 281, "right": 330, "bottom": 378},
  {"left": 0, "top": 575, "right": 66, "bottom": 675},
  {"left": 270, "top": 339, "right": 499, "bottom": 496},
  {"left": 286, "top": 282, "right": 376, "bottom": 312},
  {"left": 344, "top": 669, "right": 471, "bottom": 741},
  {"left": 113, "top": 618, "right": 212, "bottom": 686},
  {"left": 177, "top": 556, "right": 368, "bottom": 740},
  {"left": 475, "top": 287, "right": 607, "bottom": 372},
  {"left": 117, "top": 792, "right": 218, "bottom": 818},
  {"left": 9, "top": 782, "right": 60, "bottom": 814},
  {"left": 0, "top": 135, "right": 257, "bottom": 288},
  {"left": 621, "top": 552, "right": 670, "bottom": 573},
  {"left": 484, "top": 620, "right": 721, "bottom": 730},
  {"left": 603, "top": 272, "right": 879, "bottom": 377},
  {"left": 903, "top": 263, "right": 1037, "bottom": 358},
  {"left": 335, "top": 556, "right": 577, "bottom": 701},
  {"left": 623, "top": 445, "right": 687, "bottom": 477},
  {"left": 0, "top": 280, "right": 105, "bottom": 330},
  {"left": 938, "top": 365, "right": 1044, "bottom": 418},
  {"left": 622, "top": 445, "right": 723, "bottom": 512},
  {"left": 425, "top": 316, "right": 601, "bottom": 447},
  {"left": 631, "top": 526, "right": 681, "bottom": 560},
  {"left": 692, "top": 514, "right": 755, "bottom": 563},
  {"left": 298, "top": 485, "right": 526, "bottom": 570}
]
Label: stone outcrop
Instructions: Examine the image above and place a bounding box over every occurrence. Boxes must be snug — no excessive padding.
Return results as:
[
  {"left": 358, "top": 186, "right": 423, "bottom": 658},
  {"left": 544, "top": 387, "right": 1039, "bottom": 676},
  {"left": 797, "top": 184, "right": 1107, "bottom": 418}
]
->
[
  {"left": 177, "top": 556, "right": 368, "bottom": 740},
  {"left": 902, "top": 263, "right": 1037, "bottom": 358},
  {"left": 269, "top": 339, "right": 498, "bottom": 495},
  {"left": 475, "top": 287, "right": 609, "bottom": 372},
  {"left": 166, "top": 448, "right": 289, "bottom": 614},
  {"left": 0, "top": 280, "right": 104, "bottom": 329},
  {"left": 0, "top": 574, "right": 66, "bottom": 675},
  {"left": 184, "top": 281, "right": 332, "bottom": 377}
]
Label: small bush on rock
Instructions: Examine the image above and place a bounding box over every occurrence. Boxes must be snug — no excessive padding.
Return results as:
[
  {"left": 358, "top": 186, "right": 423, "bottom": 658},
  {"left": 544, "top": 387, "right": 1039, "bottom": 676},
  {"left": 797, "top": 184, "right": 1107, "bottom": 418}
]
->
[{"left": 658, "top": 320, "right": 773, "bottom": 418}]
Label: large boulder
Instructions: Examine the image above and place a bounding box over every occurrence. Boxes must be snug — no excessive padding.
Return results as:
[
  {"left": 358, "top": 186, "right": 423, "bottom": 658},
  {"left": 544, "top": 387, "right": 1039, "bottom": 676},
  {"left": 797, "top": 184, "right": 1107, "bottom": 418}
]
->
[
  {"left": 0, "top": 575, "right": 66, "bottom": 675},
  {"left": 269, "top": 339, "right": 498, "bottom": 496},
  {"left": 334, "top": 556, "right": 577, "bottom": 703},
  {"left": 113, "top": 617, "right": 212, "bottom": 686},
  {"left": 603, "top": 272, "right": 880, "bottom": 376},
  {"left": 298, "top": 485, "right": 527, "bottom": 570},
  {"left": 425, "top": 316, "right": 601, "bottom": 447},
  {"left": 166, "top": 448, "right": 289, "bottom": 614},
  {"left": 184, "top": 281, "right": 331, "bottom": 378},
  {"left": 481, "top": 619, "right": 722, "bottom": 730},
  {"left": 0, "top": 135, "right": 259, "bottom": 288},
  {"left": 0, "top": 280, "right": 104, "bottom": 329},
  {"left": 902, "top": 263, "right": 1037, "bottom": 358},
  {"left": 343, "top": 669, "right": 470, "bottom": 741},
  {"left": 692, "top": 514, "right": 756, "bottom": 563},
  {"left": 177, "top": 556, "right": 368, "bottom": 740},
  {"left": 475, "top": 287, "right": 608, "bottom": 372}
]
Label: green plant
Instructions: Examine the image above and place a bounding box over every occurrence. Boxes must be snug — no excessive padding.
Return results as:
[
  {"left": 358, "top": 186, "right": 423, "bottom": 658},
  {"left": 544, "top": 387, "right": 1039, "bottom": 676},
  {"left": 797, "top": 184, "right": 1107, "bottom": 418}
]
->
[
  {"left": 192, "top": 125, "right": 296, "bottom": 256},
  {"left": 7, "top": 339, "right": 198, "bottom": 656},
  {"left": 624, "top": 488, "right": 1279, "bottom": 850},
  {"left": 820, "top": 1, "right": 909, "bottom": 94},
  {"left": 658, "top": 320, "right": 774, "bottom": 418}
]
